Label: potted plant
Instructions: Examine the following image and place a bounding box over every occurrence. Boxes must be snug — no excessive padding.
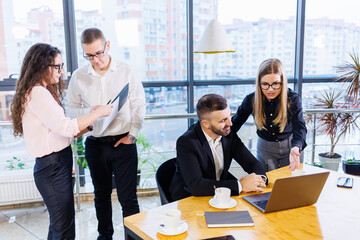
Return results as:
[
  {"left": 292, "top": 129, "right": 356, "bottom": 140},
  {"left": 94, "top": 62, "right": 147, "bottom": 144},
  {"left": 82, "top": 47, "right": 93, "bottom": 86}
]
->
[
  {"left": 335, "top": 52, "right": 360, "bottom": 172},
  {"left": 73, "top": 136, "right": 87, "bottom": 186},
  {"left": 136, "top": 133, "right": 160, "bottom": 188},
  {"left": 6, "top": 156, "right": 27, "bottom": 170},
  {"left": 343, "top": 157, "right": 360, "bottom": 175},
  {"left": 309, "top": 52, "right": 360, "bottom": 170},
  {"left": 335, "top": 52, "right": 360, "bottom": 107},
  {"left": 312, "top": 90, "right": 359, "bottom": 170}
]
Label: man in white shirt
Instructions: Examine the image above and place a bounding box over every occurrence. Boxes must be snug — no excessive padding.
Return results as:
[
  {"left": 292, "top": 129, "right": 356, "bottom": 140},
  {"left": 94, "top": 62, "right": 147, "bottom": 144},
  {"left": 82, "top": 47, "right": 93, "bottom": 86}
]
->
[
  {"left": 67, "top": 28, "right": 146, "bottom": 240},
  {"left": 169, "top": 94, "right": 267, "bottom": 201}
]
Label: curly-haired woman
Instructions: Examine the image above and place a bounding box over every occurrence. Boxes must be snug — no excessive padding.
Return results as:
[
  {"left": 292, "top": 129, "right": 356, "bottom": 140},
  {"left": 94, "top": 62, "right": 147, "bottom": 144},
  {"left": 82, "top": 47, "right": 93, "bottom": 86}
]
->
[{"left": 10, "top": 43, "right": 113, "bottom": 240}]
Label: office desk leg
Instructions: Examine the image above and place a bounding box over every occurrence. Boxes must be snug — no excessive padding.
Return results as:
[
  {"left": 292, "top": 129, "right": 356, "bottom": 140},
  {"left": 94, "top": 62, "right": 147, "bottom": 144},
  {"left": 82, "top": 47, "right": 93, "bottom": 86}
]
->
[{"left": 124, "top": 226, "right": 143, "bottom": 240}]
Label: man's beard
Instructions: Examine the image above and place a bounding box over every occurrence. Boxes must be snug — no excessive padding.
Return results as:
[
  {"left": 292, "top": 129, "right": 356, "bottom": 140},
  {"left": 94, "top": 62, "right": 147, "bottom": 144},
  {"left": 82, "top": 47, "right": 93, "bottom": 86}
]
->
[{"left": 210, "top": 125, "right": 231, "bottom": 136}]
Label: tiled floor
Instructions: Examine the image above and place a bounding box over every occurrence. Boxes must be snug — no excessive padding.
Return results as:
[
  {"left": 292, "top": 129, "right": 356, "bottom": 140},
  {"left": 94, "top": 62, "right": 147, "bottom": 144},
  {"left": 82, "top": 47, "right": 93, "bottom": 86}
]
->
[{"left": 0, "top": 195, "right": 161, "bottom": 240}]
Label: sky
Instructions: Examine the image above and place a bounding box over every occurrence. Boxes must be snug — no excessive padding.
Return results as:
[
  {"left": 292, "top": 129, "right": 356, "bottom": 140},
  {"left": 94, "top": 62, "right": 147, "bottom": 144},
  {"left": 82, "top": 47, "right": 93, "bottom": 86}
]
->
[
  {"left": 218, "top": 0, "right": 360, "bottom": 25},
  {"left": 218, "top": 0, "right": 296, "bottom": 23},
  {"left": 10, "top": 0, "right": 360, "bottom": 25}
]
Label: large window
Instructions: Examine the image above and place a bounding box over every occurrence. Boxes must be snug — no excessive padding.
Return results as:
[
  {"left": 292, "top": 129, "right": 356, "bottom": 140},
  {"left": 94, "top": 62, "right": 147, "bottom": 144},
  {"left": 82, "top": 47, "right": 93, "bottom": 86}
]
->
[
  {"left": 304, "top": 0, "right": 360, "bottom": 77},
  {"left": 0, "top": 0, "right": 66, "bottom": 117},
  {"left": 0, "top": 0, "right": 66, "bottom": 80},
  {"left": 194, "top": 0, "right": 297, "bottom": 81},
  {"left": 74, "top": 0, "right": 187, "bottom": 82},
  {"left": 142, "top": 86, "right": 187, "bottom": 151}
]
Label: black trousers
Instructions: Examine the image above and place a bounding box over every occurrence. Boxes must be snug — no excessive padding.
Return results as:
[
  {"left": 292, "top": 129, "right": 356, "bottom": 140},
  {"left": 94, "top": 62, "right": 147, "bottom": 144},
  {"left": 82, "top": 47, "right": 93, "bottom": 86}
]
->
[
  {"left": 85, "top": 135, "right": 140, "bottom": 238},
  {"left": 34, "top": 146, "right": 75, "bottom": 240}
]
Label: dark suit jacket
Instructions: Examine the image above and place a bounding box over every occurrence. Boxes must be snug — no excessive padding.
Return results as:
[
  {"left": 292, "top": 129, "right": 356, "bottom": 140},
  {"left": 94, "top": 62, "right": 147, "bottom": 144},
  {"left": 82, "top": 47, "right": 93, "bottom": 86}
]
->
[{"left": 169, "top": 122, "right": 266, "bottom": 201}]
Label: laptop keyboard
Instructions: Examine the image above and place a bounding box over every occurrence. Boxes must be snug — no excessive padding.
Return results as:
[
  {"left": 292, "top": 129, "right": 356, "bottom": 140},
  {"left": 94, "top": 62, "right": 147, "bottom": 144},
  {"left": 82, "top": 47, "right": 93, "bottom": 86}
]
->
[{"left": 254, "top": 200, "right": 268, "bottom": 209}]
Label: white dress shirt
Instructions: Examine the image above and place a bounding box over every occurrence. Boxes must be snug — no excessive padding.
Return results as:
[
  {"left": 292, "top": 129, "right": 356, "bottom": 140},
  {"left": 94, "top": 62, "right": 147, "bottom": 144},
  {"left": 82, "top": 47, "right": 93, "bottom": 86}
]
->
[
  {"left": 23, "top": 85, "right": 80, "bottom": 158},
  {"left": 202, "top": 129, "right": 243, "bottom": 193},
  {"left": 67, "top": 58, "right": 146, "bottom": 137},
  {"left": 203, "top": 130, "right": 224, "bottom": 181}
]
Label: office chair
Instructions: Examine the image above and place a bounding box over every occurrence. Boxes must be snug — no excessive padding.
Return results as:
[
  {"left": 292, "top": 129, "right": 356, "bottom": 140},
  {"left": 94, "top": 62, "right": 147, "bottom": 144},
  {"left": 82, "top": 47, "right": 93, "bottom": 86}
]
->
[{"left": 155, "top": 158, "right": 176, "bottom": 205}]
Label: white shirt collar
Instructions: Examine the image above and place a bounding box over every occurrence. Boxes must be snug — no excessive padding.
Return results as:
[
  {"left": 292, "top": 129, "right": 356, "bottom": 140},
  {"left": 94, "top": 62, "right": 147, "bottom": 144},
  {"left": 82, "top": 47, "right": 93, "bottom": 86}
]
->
[
  {"left": 86, "top": 56, "right": 116, "bottom": 76},
  {"left": 202, "top": 128, "right": 222, "bottom": 146}
]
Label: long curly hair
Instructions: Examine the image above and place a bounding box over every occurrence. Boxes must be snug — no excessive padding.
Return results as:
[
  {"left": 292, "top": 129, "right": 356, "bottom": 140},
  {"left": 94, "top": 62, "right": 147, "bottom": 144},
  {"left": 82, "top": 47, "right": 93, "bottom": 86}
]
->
[{"left": 10, "top": 43, "right": 64, "bottom": 137}]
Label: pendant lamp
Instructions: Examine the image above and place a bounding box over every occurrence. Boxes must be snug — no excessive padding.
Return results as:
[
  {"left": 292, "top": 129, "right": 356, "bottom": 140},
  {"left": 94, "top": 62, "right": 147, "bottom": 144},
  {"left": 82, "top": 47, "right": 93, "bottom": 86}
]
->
[{"left": 194, "top": 19, "right": 235, "bottom": 54}]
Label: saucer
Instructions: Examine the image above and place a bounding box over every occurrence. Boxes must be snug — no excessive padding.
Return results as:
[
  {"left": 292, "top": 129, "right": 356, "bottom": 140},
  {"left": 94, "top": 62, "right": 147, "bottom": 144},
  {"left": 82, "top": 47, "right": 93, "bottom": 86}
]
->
[
  {"left": 209, "top": 197, "right": 237, "bottom": 209},
  {"left": 156, "top": 221, "right": 188, "bottom": 236}
]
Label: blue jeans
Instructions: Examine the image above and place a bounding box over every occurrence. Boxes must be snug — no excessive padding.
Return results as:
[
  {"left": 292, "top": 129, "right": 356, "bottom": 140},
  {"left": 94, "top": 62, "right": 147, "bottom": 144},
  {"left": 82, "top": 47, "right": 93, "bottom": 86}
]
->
[
  {"left": 85, "top": 135, "right": 140, "bottom": 238},
  {"left": 34, "top": 146, "right": 75, "bottom": 240}
]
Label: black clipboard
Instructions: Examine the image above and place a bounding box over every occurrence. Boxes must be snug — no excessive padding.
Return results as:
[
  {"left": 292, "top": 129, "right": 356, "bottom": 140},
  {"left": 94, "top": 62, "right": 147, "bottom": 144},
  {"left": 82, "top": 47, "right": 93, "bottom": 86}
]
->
[
  {"left": 96, "top": 83, "right": 129, "bottom": 135},
  {"left": 112, "top": 83, "right": 129, "bottom": 111}
]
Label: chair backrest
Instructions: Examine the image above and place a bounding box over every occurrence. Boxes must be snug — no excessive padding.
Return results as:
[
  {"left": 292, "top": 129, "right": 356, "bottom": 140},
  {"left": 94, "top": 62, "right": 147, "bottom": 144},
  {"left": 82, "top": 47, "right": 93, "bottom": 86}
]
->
[{"left": 155, "top": 158, "right": 176, "bottom": 205}]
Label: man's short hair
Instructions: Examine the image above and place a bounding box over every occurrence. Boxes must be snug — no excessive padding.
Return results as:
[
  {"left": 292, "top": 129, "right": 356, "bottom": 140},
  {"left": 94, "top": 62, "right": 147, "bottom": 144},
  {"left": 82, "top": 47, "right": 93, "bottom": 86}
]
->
[
  {"left": 81, "top": 28, "right": 106, "bottom": 44},
  {"left": 196, "top": 94, "right": 228, "bottom": 120}
]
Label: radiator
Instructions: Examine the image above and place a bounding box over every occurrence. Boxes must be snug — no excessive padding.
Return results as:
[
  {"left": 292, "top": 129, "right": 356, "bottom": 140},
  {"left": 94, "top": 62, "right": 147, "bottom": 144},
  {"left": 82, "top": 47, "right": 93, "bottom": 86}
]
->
[{"left": 0, "top": 172, "right": 42, "bottom": 206}]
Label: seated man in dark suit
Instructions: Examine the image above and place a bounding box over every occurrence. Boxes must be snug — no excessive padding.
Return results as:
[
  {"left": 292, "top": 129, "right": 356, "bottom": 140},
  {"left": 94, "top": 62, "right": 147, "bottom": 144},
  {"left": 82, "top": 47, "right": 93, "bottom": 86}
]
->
[{"left": 169, "top": 93, "right": 267, "bottom": 201}]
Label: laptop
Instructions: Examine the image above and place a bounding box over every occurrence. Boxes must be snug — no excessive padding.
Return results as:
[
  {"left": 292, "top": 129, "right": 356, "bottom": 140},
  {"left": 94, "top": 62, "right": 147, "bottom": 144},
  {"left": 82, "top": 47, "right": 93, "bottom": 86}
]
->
[{"left": 242, "top": 171, "right": 330, "bottom": 213}]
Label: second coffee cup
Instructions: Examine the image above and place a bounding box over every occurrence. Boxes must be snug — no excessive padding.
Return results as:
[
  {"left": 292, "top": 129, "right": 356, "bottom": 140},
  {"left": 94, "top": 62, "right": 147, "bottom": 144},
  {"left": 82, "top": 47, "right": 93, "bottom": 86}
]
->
[{"left": 214, "top": 187, "right": 231, "bottom": 206}]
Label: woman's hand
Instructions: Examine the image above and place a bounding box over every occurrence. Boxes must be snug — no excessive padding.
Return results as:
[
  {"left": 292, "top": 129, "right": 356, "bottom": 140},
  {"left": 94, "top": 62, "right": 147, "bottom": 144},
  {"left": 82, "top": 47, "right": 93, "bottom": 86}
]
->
[
  {"left": 289, "top": 146, "right": 301, "bottom": 171},
  {"left": 95, "top": 104, "right": 113, "bottom": 117}
]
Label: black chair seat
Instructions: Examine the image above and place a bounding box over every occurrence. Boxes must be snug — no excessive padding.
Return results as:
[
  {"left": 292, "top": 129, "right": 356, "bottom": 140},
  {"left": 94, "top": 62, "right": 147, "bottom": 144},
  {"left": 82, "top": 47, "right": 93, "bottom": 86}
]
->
[{"left": 155, "top": 158, "right": 176, "bottom": 205}]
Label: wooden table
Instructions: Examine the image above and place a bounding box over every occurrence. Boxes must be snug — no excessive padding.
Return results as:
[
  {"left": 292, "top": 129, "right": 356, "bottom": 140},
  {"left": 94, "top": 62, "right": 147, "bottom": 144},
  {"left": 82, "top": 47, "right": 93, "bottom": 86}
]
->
[{"left": 124, "top": 164, "right": 360, "bottom": 240}]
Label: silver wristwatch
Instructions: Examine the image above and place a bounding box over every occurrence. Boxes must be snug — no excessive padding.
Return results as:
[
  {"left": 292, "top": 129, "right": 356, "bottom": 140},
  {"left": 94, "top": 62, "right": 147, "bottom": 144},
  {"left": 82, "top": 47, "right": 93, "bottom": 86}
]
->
[{"left": 127, "top": 135, "right": 137, "bottom": 143}]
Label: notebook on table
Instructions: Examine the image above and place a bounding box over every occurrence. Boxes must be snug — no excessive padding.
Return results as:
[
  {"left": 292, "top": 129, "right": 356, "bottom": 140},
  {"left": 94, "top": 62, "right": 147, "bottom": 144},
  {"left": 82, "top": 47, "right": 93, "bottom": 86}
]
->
[
  {"left": 242, "top": 171, "right": 330, "bottom": 213},
  {"left": 204, "top": 211, "right": 254, "bottom": 228}
]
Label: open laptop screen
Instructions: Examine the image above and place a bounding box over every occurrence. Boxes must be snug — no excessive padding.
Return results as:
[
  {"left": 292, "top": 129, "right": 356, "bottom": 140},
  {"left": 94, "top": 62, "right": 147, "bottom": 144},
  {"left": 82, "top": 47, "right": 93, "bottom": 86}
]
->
[{"left": 243, "top": 171, "right": 330, "bottom": 213}]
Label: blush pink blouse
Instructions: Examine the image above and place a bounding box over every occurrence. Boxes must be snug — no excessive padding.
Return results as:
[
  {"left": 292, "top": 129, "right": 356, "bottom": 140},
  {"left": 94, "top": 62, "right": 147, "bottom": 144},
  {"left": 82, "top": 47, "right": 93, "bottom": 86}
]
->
[{"left": 22, "top": 86, "right": 80, "bottom": 158}]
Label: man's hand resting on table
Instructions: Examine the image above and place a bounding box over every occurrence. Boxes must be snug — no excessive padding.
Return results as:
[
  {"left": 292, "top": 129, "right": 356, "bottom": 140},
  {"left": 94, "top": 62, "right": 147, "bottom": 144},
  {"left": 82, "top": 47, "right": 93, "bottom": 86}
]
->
[{"left": 240, "top": 173, "right": 266, "bottom": 193}]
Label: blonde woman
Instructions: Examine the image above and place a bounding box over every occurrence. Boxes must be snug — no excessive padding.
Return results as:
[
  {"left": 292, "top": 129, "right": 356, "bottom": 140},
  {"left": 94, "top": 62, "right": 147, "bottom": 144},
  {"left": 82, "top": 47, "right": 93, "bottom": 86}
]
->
[
  {"left": 10, "top": 43, "right": 113, "bottom": 239},
  {"left": 232, "top": 59, "right": 307, "bottom": 171}
]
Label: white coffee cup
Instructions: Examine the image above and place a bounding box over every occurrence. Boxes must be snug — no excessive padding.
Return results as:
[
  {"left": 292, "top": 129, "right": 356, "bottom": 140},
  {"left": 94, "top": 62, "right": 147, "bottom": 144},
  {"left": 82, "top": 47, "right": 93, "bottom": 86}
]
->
[
  {"left": 160, "top": 209, "right": 181, "bottom": 231},
  {"left": 292, "top": 169, "right": 306, "bottom": 176},
  {"left": 214, "top": 187, "right": 231, "bottom": 206}
]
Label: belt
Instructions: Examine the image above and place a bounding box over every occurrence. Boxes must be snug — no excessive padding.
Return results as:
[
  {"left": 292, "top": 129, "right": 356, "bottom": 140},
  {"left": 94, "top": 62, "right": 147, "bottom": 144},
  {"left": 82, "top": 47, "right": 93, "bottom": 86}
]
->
[{"left": 87, "top": 133, "right": 128, "bottom": 143}]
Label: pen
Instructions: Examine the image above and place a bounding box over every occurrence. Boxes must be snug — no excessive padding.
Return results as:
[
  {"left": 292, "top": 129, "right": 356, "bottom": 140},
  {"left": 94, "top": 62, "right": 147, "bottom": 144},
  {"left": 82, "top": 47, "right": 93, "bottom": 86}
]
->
[{"left": 107, "top": 99, "right": 112, "bottom": 105}]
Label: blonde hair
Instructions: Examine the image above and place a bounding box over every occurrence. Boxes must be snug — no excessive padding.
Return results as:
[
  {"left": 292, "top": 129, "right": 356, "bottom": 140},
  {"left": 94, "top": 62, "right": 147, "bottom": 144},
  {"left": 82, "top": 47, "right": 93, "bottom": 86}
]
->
[{"left": 254, "top": 58, "right": 288, "bottom": 132}]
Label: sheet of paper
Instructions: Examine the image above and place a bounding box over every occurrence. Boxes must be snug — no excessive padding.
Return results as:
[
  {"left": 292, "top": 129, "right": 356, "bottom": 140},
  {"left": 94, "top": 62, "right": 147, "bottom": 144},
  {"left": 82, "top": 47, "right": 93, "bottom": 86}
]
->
[{"left": 96, "top": 83, "right": 129, "bottom": 135}]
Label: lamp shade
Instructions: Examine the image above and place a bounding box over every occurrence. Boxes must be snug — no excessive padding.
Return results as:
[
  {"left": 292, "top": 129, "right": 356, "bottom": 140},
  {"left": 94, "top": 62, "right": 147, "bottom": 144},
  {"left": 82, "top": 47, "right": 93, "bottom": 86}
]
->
[{"left": 194, "top": 19, "right": 235, "bottom": 54}]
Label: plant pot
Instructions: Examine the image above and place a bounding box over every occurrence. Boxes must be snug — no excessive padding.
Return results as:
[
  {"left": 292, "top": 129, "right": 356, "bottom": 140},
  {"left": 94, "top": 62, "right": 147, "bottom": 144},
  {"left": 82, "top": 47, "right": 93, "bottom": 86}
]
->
[
  {"left": 318, "top": 153, "right": 342, "bottom": 171},
  {"left": 342, "top": 160, "right": 360, "bottom": 175}
]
